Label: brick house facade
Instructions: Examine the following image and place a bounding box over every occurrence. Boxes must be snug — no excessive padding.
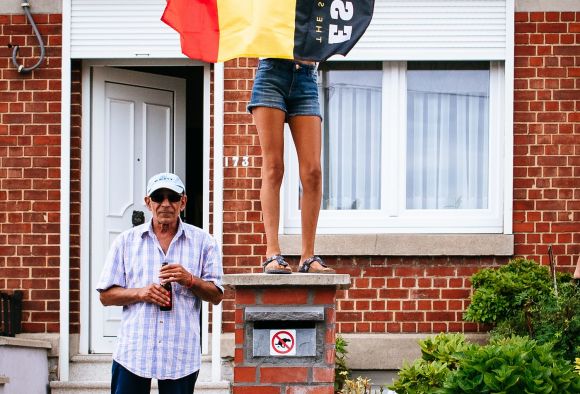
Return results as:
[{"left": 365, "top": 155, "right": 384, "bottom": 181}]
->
[{"left": 0, "top": 0, "right": 578, "bottom": 380}]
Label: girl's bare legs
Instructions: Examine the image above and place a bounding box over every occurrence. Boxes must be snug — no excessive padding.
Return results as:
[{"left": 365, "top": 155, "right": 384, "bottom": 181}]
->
[
  {"left": 253, "top": 107, "right": 291, "bottom": 272},
  {"left": 288, "top": 115, "right": 325, "bottom": 270}
]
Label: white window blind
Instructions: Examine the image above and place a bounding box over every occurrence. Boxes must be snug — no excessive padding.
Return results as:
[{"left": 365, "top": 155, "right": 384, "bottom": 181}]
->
[
  {"left": 71, "top": 0, "right": 183, "bottom": 58},
  {"left": 344, "top": 0, "right": 510, "bottom": 61},
  {"left": 70, "top": 0, "right": 511, "bottom": 60}
]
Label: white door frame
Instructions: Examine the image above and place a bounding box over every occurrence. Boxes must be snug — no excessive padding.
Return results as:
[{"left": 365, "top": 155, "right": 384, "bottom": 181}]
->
[{"left": 79, "top": 59, "right": 210, "bottom": 354}]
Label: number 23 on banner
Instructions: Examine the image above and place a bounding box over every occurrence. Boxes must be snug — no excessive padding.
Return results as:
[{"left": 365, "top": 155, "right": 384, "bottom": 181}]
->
[{"left": 224, "top": 156, "right": 250, "bottom": 167}]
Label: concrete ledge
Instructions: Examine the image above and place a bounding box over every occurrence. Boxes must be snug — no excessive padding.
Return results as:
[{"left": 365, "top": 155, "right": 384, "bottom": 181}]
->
[
  {"left": 223, "top": 273, "right": 351, "bottom": 290},
  {"left": 342, "top": 333, "right": 488, "bottom": 370},
  {"left": 279, "top": 234, "right": 514, "bottom": 256},
  {"left": 0, "top": 375, "right": 9, "bottom": 385},
  {"left": 516, "top": 0, "right": 580, "bottom": 11},
  {"left": 245, "top": 306, "right": 325, "bottom": 321},
  {"left": 0, "top": 0, "right": 61, "bottom": 13},
  {"left": 16, "top": 333, "right": 59, "bottom": 357},
  {"left": 0, "top": 336, "right": 52, "bottom": 350}
]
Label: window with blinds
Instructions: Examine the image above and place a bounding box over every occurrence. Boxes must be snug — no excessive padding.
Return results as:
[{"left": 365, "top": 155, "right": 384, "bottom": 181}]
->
[{"left": 70, "top": 0, "right": 511, "bottom": 60}]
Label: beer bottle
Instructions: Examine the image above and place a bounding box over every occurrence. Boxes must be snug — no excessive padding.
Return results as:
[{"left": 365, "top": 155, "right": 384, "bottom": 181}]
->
[{"left": 160, "top": 262, "right": 172, "bottom": 311}]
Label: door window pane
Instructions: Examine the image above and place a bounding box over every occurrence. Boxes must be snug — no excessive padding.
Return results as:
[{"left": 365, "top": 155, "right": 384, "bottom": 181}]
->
[{"left": 406, "top": 62, "right": 490, "bottom": 209}]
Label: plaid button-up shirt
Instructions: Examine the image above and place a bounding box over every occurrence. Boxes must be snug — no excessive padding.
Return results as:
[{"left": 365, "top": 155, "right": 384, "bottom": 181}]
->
[{"left": 96, "top": 219, "right": 223, "bottom": 379}]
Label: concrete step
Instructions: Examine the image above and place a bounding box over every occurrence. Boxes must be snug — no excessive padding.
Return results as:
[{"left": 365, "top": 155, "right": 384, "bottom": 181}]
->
[
  {"left": 68, "top": 354, "right": 231, "bottom": 383},
  {"left": 50, "top": 380, "right": 230, "bottom": 394},
  {"left": 51, "top": 354, "right": 232, "bottom": 394}
]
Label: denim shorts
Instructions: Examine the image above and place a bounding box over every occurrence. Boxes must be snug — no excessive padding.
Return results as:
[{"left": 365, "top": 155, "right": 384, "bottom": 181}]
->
[{"left": 248, "top": 58, "right": 321, "bottom": 121}]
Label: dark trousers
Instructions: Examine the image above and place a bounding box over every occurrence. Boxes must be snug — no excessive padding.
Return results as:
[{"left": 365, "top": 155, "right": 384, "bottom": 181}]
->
[{"left": 111, "top": 360, "right": 199, "bottom": 394}]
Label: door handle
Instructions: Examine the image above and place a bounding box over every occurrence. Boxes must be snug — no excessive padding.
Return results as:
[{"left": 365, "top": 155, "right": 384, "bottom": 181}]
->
[{"left": 132, "top": 210, "right": 145, "bottom": 227}]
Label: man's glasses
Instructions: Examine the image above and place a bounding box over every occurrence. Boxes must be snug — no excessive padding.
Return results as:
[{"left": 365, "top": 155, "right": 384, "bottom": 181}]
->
[{"left": 149, "top": 191, "right": 182, "bottom": 203}]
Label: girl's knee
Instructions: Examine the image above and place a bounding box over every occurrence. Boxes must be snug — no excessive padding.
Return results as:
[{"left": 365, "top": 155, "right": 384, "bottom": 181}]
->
[
  {"left": 262, "top": 163, "right": 285, "bottom": 185},
  {"left": 300, "top": 166, "right": 321, "bottom": 190}
]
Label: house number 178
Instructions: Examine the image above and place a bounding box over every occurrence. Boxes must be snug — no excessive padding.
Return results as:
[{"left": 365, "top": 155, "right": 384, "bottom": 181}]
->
[{"left": 224, "top": 156, "right": 250, "bottom": 167}]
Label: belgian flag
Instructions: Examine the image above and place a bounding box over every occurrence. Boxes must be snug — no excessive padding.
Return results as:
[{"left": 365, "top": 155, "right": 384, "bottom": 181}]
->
[{"left": 162, "top": 0, "right": 375, "bottom": 63}]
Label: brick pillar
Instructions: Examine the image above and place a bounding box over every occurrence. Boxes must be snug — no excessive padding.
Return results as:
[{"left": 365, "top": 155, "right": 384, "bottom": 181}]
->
[{"left": 223, "top": 274, "right": 351, "bottom": 394}]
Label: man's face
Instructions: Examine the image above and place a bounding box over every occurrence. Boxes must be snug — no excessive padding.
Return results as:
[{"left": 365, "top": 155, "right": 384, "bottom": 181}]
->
[{"left": 145, "top": 188, "right": 187, "bottom": 226}]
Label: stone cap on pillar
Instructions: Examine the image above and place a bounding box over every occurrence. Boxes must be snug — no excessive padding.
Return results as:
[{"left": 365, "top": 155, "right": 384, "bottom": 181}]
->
[{"left": 223, "top": 273, "right": 351, "bottom": 290}]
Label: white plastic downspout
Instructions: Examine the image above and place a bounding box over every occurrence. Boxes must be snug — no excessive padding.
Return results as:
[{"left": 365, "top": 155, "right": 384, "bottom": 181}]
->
[
  {"left": 212, "top": 62, "right": 224, "bottom": 382},
  {"left": 201, "top": 65, "right": 211, "bottom": 356},
  {"left": 504, "top": 0, "right": 514, "bottom": 235},
  {"left": 59, "top": 0, "right": 72, "bottom": 382}
]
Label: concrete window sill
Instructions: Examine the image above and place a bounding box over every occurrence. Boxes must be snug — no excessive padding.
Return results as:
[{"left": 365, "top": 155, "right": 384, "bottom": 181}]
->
[{"left": 279, "top": 234, "right": 514, "bottom": 256}]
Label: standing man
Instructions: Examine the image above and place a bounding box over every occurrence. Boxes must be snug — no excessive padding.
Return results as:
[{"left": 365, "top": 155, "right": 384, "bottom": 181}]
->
[{"left": 97, "top": 172, "right": 223, "bottom": 394}]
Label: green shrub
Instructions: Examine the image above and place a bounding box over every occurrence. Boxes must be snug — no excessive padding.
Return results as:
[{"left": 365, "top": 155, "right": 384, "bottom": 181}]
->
[
  {"left": 464, "top": 258, "right": 552, "bottom": 325},
  {"left": 440, "top": 336, "right": 580, "bottom": 394},
  {"left": 464, "top": 258, "right": 580, "bottom": 360},
  {"left": 532, "top": 281, "right": 580, "bottom": 360},
  {"left": 419, "top": 332, "right": 470, "bottom": 368},
  {"left": 389, "top": 333, "right": 471, "bottom": 394},
  {"left": 389, "top": 359, "right": 451, "bottom": 394},
  {"left": 335, "top": 335, "right": 351, "bottom": 392}
]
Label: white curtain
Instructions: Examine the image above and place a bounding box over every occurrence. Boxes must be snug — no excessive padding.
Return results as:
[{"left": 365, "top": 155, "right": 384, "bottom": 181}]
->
[
  {"left": 319, "top": 76, "right": 382, "bottom": 210},
  {"left": 406, "top": 73, "right": 489, "bottom": 209}
]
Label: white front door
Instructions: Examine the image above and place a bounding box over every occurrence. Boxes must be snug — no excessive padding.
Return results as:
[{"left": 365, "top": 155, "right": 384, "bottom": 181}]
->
[{"left": 89, "top": 67, "right": 186, "bottom": 353}]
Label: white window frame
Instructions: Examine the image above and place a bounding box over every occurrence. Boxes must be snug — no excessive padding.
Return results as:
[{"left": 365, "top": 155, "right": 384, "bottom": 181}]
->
[{"left": 282, "top": 61, "right": 505, "bottom": 234}]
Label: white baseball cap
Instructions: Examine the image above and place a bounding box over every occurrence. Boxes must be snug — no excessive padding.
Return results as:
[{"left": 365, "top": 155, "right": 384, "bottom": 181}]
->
[{"left": 146, "top": 172, "right": 185, "bottom": 196}]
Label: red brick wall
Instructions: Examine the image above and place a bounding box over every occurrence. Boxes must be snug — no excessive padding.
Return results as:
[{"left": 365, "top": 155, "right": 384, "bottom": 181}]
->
[
  {"left": 513, "top": 11, "right": 580, "bottom": 266},
  {"left": 0, "top": 13, "right": 64, "bottom": 333},
  {"left": 221, "top": 12, "right": 580, "bottom": 334},
  {"left": 70, "top": 60, "right": 82, "bottom": 334}
]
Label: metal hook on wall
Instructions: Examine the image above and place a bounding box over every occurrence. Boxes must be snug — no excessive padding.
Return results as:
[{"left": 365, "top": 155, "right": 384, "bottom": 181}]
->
[{"left": 11, "top": 1, "right": 46, "bottom": 73}]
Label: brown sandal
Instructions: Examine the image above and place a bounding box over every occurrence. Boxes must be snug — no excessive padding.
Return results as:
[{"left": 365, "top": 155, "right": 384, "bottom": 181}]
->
[
  {"left": 298, "top": 256, "right": 335, "bottom": 274},
  {"left": 262, "top": 255, "right": 292, "bottom": 274}
]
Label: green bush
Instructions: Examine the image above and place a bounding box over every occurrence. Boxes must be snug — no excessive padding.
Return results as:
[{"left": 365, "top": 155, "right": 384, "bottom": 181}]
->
[
  {"left": 419, "top": 332, "right": 469, "bottom": 368},
  {"left": 389, "top": 259, "right": 580, "bottom": 393},
  {"left": 389, "top": 333, "right": 471, "bottom": 394},
  {"left": 532, "top": 281, "right": 580, "bottom": 360},
  {"left": 389, "top": 359, "right": 451, "bottom": 394},
  {"left": 440, "top": 336, "right": 580, "bottom": 394},
  {"left": 464, "top": 258, "right": 580, "bottom": 360},
  {"left": 335, "top": 335, "right": 351, "bottom": 392},
  {"left": 464, "top": 258, "right": 552, "bottom": 325}
]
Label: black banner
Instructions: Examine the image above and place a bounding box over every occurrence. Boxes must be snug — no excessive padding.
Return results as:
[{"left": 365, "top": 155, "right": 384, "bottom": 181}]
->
[{"left": 294, "top": 0, "right": 375, "bottom": 61}]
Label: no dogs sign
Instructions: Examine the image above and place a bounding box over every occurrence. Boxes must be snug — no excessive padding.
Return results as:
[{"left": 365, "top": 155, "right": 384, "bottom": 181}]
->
[{"left": 270, "top": 329, "right": 296, "bottom": 356}]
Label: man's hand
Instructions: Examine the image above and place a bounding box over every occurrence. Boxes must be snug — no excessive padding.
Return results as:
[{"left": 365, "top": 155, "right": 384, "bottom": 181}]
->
[
  {"left": 137, "top": 283, "right": 171, "bottom": 307},
  {"left": 159, "top": 263, "right": 194, "bottom": 287},
  {"left": 159, "top": 263, "right": 223, "bottom": 305},
  {"left": 99, "top": 284, "right": 170, "bottom": 307}
]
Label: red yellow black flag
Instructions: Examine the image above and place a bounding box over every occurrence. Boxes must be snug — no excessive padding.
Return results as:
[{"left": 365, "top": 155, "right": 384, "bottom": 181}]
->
[{"left": 162, "top": 0, "right": 375, "bottom": 63}]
